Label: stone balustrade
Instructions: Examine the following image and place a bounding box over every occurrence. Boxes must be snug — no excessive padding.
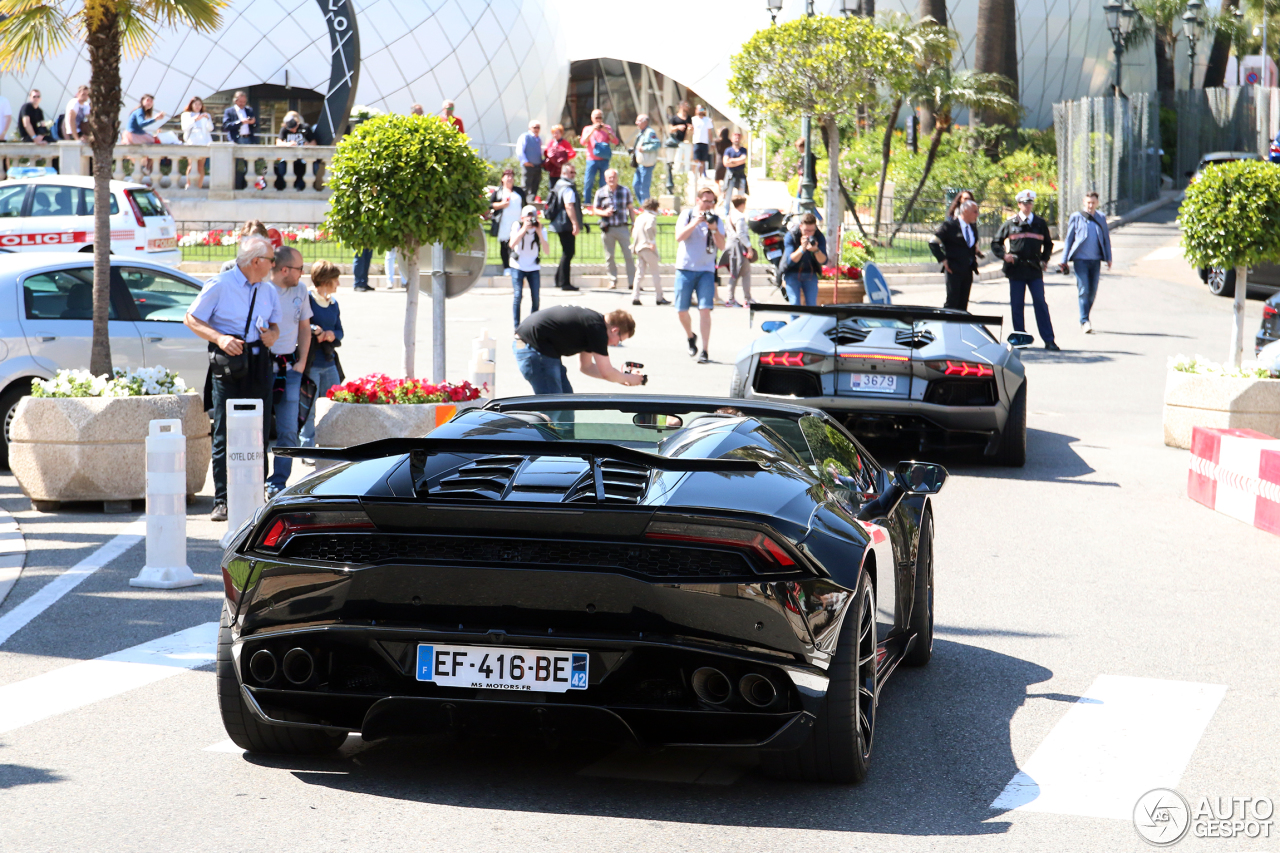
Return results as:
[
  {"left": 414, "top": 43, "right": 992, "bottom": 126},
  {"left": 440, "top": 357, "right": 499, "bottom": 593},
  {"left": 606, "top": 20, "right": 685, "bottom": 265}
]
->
[{"left": 0, "top": 141, "right": 336, "bottom": 201}]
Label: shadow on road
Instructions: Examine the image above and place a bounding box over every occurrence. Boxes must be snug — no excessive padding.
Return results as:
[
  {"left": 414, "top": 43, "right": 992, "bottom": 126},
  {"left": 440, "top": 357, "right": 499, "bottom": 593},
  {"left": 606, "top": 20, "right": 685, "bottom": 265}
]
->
[
  {"left": 864, "top": 428, "right": 1119, "bottom": 487},
  {"left": 240, "top": 639, "right": 1052, "bottom": 837},
  {"left": 1018, "top": 348, "right": 1137, "bottom": 365},
  {"left": 0, "top": 762, "right": 63, "bottom": 790}
]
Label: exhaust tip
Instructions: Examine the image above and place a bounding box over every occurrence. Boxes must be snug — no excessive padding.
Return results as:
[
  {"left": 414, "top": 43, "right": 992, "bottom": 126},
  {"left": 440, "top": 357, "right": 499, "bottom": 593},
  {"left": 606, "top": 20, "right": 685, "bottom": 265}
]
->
[
  {"left": 739, "top": 673, "right": 778, "bottom": 708},
  {"left": 248, "top": 649, "right": 277, "bottom": 684},
  {"left": 282, "top": 648, "right": 315, "bottom": 685},
  {"left": 691, "top": 667, "right": 732, "bottom": 705}
]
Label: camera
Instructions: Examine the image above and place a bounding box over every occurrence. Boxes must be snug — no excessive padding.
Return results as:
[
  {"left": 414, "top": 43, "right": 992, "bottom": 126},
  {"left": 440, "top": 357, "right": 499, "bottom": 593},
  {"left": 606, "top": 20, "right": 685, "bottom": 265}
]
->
[
  {"left": 624, "top": 361, "right": 648, "bottom": 386},
  {"left": 702, "top": 210, "right": 718, "bottom": 224}
]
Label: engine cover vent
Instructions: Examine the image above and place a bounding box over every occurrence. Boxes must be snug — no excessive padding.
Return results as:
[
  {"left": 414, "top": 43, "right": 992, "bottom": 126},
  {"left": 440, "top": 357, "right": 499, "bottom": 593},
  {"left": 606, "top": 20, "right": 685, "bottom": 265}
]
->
[
  {"left": 895, "top": 329, "right": 936, "bottom": 348},
  {"left": 429, "top": 455, "right": 523, "bottom": 500}
]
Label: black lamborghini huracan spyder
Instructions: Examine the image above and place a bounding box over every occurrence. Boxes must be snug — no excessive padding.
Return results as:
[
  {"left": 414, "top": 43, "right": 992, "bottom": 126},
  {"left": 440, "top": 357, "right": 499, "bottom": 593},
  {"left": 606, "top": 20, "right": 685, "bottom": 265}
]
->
[{"left": 217, "top": 395, "right": 945, "bottom": 783}]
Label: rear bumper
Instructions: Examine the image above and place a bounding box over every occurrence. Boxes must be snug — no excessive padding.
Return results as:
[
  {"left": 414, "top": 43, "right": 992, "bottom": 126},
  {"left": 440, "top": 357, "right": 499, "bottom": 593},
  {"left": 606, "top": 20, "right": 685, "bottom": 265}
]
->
[{"left": 742, "top": 390, "right": 1005, "bottom": 435}]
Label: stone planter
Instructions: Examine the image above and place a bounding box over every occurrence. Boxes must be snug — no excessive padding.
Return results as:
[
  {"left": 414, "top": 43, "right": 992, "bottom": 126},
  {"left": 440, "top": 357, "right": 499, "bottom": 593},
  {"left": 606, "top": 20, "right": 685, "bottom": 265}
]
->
[
  {"left": 313, "top": 398, "right": 481, "bottom": 469},
  {"left": 9, "top": 394, "right": 210, "bottom": 512},
  {"left": 1163, "top": 371, "right": 1280, "bottom": 449},
  {"left": 817, "top": 280, "right": 865, "bottom": 305}
]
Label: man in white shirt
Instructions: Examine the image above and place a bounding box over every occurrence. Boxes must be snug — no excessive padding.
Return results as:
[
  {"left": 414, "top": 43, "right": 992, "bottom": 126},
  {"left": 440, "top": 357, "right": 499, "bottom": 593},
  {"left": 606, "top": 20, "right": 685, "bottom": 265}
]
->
[
  {"left": 63, "top": 86, "right": 90, "bottom": 141},
  {"left": 0, "top": 94, "right": 13, "bottom": 141},
  {"left": 266, "top": 246, "right": 312, "bottom": 498},
  {"left": 691, "top": 105, "right": 715, "bottom": 179},
  {"left": 509, "top": 204, "right": 548, "bottom": 328}
]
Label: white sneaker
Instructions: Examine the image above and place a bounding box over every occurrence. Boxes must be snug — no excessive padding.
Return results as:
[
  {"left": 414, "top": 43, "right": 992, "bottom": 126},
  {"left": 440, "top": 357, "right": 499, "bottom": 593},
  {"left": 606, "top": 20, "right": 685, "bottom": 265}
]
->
[{"left": 1081, "top": 320, "right": 1093, "bottom": 334}]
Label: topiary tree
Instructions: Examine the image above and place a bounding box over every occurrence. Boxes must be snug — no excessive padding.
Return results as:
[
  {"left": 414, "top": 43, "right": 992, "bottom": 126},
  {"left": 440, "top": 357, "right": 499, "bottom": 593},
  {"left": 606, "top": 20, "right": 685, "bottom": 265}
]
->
[
  {"left": 324, "top": 114, "right": 489, "bottom": 378},
  {"left": 1179, "top": 159, "right": 1280, "bottom": 367}
]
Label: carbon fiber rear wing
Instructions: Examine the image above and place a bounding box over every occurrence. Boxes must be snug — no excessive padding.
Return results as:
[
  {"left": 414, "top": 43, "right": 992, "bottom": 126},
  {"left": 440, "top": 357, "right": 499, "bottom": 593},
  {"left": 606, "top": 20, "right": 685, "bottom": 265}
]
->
[
  {"left": 749, "top": 303, "right": 1004, "bottom": 327},
  {"left": 276, "top": 437, "right": 764, "bottom": 472}
]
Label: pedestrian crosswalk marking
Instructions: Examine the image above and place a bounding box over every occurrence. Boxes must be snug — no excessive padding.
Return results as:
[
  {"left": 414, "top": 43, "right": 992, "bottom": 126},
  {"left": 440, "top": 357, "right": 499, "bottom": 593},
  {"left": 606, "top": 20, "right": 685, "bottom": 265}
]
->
[
  {"left": 0, "top": 622, "right": 217, "bottom": 735},
  {"left": 991, "top": 675, "right": 1226, "bottom": 820}
]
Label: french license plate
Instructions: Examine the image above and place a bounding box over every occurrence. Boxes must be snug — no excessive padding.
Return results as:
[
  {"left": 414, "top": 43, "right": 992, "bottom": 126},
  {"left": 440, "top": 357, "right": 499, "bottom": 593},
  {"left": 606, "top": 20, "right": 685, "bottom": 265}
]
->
[
  {"left": 415, "top": 643, "right": 588, "bottom": 693},
  {"left": 765, "top": 249, "right": 782, "bottom": 260},
  {"left": 849, "top": 373, "right": 898, "bottom": 393},
  {"left": 148, "top": 237, "right": 176, "bottom": 251}
]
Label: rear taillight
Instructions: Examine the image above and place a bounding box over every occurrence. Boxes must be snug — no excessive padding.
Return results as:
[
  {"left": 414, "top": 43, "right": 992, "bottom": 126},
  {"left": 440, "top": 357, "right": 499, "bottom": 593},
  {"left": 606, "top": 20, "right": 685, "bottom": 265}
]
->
[
  {"left": 124, "top": 190, "right": 146, "bottom": 227},
  {"left": 1264, "top": 304, "right": 1277, "bottom": 320},
  {"left": 926, "top": 359, "right": 994, "bottom": 377},
  {"left": 255, "top": 510, "right": 375, "bottom": 552},
  {"left": 759, "top": 351, "right": 822, "bottom": 366},
  {"left": 645, "top": 520, "right": 797, "bottom": 568},
  {"left": 762, "top": 235, "right": 783, "bottom": 247}
]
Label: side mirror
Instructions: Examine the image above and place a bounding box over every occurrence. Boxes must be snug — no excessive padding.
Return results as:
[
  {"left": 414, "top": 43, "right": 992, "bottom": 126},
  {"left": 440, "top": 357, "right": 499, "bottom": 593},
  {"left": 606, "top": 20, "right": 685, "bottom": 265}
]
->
[
  {"left": 893, "top": 461, "right": 948, "bottom": 495},
  {"left": 1006, "top": 332, "right": 1034, "bottom": 348}
]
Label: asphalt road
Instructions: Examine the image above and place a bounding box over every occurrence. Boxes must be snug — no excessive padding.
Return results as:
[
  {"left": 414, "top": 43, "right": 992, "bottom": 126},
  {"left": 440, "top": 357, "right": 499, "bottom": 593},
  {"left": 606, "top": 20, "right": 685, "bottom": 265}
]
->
[{"left": 0, "top": 204, "right": 1277, "bottom": 853}]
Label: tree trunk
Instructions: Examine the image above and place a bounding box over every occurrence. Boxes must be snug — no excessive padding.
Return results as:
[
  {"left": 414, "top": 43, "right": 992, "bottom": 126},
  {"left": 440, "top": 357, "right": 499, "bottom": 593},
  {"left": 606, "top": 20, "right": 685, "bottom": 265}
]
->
[
  {"left": 403, "top": 242, "right": 420, "bottom": 378},
  {"left": 873, "top": 99, "right": 903, "bottom": 241},
  {"left": 824, "top": 117, "right": 841, "bottom": 248},
  {"left": 889, "top": 122, "right": 946, "bottom": 244},
  {"left": 1155, "top": 31, "right": 1177, "bottom": 107},
  {"left": 85, "top": 3, "right": 121, "bottom": 378},
  {"left": 975, "top": 0, "right": 1018, "bottom": 151},
  {"left": 918, "top": 0, "right": 948, "bottom": 133},
  {"left": 1203, "top": 0, "right": 1240, "bottom": 88},
  {"left": 1230, "top": 265, "right": 1248, "bottom": 367}
]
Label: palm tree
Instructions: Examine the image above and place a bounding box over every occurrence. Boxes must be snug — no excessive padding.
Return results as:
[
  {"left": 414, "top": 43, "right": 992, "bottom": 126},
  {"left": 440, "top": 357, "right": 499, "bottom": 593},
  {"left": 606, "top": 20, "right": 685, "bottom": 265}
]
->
[
  {"left": 1130, "top": 0, "right": 1192, "bottom": 105},
  {"left": 1203, "top": 0, "right": 1241, "bottom": 87},
  {"left": 917, "top": 0, "right": 948, "bottom": 132},
  {"left": 888, "top": 68, "right": 1022, "bottom": 244},
  {"left": 0, "top": 0, "right": 224, "bottom": 376},
  {"left": 974, "top": 0, "right": 1018, "bottom": 140}
]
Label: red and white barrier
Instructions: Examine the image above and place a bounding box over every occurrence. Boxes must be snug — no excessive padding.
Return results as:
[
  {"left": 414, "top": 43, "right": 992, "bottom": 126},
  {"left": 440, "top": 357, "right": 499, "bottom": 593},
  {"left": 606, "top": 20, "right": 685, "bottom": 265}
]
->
[{"left": 1188, "top": 426, "right": 1280, "bottom": 535}]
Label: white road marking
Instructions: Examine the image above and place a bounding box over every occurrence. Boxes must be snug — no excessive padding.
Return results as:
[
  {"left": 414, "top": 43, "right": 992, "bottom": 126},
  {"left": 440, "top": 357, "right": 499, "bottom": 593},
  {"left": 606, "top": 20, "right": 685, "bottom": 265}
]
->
[
  {"left": 0, "top": 510, "right": 28, "bottom": 609},
  {"left": 1141, "top": 245, "right": 1184, "bottom": 261},
  {"left": 0, "top": 521, "right": 144, "bottom": 647},
  {"left": 991, "top": 675, "right": 1227, "bottom": 820},
  {"left": 0, "top": 622, "right": 217, "bottom": 735}
]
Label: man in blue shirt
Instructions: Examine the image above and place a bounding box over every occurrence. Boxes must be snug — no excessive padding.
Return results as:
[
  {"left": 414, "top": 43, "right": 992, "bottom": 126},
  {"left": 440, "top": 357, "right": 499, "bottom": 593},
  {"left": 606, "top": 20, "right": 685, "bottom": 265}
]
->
[
  {"left": 517, "top": 120, "right": 544, "bottom": 200},
  {"left": 184, "top": 235, "right": 282, "bottom": 522},
  {"left": 1061, "top": 191, "right": 1113, "bottom": 334},
  {"left": 632, "top": 114, "right": 662, "bottom": 203}
]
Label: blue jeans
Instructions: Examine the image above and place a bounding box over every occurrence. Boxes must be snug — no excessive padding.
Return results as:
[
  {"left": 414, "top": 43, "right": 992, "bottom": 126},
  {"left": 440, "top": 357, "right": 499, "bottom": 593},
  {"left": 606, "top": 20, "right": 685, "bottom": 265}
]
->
[
  {"left": 353, "top": 249, "right": 372, "bottom": 289},
  {"left": 510, "top": 267, "right": 541, "bottom": 328},
  {"left": 301, "top": 362, "right": 342, "bottom": 446},
  {"left": 784, "top": 272, "right": 819, "bottom": 306},
  {"left": 1009, "top": 277, "right": 1056, "bottom": 346},
  {"left": 268, "top": 367, "right": 302, "bottom": 490},
  {"left": 1073, "top": 259, "right": 1101, "bottom": 323},
  {"left": 514, "top": 340, "right": 573, "bottom": 394},
  {"left": 584, "top": 158, "right": 608, "bottom": 203},
  {"left": 632, "top": 164, "right": 654, "bottom": 202},
  {"left": 674, "top": 269, "right": 715, "bottom": 311}
]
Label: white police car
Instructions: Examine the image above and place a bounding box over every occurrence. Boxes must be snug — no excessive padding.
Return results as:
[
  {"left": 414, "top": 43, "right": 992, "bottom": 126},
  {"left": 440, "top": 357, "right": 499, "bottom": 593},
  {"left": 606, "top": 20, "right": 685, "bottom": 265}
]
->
[{"left": 0, "top": 170, "right": 181, "bottom": 267}]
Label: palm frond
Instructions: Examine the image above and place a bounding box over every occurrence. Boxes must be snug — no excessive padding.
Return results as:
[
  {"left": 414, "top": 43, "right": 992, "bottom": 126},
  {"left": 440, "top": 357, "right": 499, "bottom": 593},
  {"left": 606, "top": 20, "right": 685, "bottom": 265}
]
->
[
  {"left": 0, "top": 1, "right": 74, "bottom": 71},
  {"left": 117, "top": 0, "right": 225, "bottom": 58}
]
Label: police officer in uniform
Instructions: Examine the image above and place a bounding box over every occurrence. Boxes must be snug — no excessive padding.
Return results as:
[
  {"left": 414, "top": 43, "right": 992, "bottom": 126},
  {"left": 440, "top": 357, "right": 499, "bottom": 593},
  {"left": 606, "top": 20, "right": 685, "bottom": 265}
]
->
[
  {"left": 184, "top": 235, "right": 281, "bottom": 521},
  {"left": 991, "top": 189, "right": 1059, "bottom": 351}
]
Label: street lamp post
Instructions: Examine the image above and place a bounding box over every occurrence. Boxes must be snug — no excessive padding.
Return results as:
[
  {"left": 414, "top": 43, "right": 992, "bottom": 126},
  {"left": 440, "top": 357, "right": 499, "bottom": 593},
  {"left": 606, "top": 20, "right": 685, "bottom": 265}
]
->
[
  {"left": 766, "top": 0, "right": 782, "bottom": 25},
  {"left": 1104, "top": 0, "right": 1139, "bottom": 94},
  {"left": 1183, "top": 1, "right": 1203, "bottom": 89},
  {"left": 797, "top": 0, "right": 817, "bottom": 214}
]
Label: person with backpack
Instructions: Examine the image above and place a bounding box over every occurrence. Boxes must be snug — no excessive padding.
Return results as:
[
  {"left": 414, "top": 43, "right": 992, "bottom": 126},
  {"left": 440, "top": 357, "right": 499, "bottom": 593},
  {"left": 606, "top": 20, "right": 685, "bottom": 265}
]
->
[
  {"left": 545, "top": 163, "right": 581, "bottom": 292},
  {"left": 509, "top": 204, "right": 548, "bottom": 328},
  {"left": 579, "top": 109, "right": 620, "bottom": 203}
]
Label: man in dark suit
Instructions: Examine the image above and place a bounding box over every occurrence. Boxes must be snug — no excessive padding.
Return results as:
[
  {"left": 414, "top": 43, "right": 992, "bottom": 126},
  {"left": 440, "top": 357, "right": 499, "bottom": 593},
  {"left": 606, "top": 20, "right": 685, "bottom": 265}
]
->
[
  {"left": 930, "top": 200, "right": 981, "bottom": 311},
  {"left": 222, "top": 90, "right": 257, "bottom": 144}
]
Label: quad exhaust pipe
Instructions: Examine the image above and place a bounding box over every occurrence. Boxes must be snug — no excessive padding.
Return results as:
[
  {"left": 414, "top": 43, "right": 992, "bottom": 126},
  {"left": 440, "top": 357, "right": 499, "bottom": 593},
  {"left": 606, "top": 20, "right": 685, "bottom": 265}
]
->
[
  {"left": 248, "top": 649, "right": 277, "bottom": 684},
  {"left": 691, "top": 667, "right": 732, "bottom": 705},
  {"left": 282, "top": 648, "right": 315, "bottom": 685},
  {"left": 739, "top": 673, "right": 778, "bottom": 708}
]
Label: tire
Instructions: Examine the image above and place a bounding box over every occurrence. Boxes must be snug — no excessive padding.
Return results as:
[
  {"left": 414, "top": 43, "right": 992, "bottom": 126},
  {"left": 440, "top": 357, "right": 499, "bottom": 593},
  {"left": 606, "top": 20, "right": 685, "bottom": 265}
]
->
[
  {"left": 765, "top": 570, "right": 876, "bottom": 783},
  {"left": 217, "top": 604, "right": 347, "bottom": 755},
  {"left": 1206, "top": 267, "right": 1236, "bottom": 298},
  {"left": 0, "top": 384, "right": 31, "bottom": 471},
  {"left": 902, "top": 510, "right": 934, "bottom": 667},
  {"left": 728, "top": 368, "right": 745, "bottom": 398},
  {"left": 991, "top": 381, "right": 1027, "bottom": 467}
]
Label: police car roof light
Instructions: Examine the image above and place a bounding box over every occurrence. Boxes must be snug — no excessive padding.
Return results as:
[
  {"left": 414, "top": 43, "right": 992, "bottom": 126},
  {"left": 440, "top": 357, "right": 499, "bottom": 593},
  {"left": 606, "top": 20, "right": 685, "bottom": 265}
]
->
[{"left": 6, "top": 166, "right": 57, "bottom": 180}]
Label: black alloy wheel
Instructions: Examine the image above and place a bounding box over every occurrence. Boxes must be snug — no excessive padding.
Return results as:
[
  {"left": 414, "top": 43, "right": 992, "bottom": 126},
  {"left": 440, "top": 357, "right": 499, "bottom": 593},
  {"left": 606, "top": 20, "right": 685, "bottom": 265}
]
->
[
  {"left": 1206, "top": 267, "right": 1236, "bottom": 298},
  {"left": 216, "top": 604, "right": 348, "bottom": 755},
  {"left": 903, "top": 510, "right": 934, "bottom": 667},
  {"left": 764, "top": 570, "right": 877, "bottom": 783}
]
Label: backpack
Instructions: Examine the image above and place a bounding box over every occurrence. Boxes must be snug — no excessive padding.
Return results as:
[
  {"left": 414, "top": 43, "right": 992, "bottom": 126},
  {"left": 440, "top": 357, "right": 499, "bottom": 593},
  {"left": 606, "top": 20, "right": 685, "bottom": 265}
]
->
[{"left": 544, "top": 184, "right": 565, "bottom": 224}]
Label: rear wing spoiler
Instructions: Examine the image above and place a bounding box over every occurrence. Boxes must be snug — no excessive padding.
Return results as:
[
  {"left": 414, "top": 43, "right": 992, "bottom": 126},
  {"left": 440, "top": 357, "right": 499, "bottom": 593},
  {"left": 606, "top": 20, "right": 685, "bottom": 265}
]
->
[
  {"left": 749, "top": 303, "right": 1004, "bottom": 327},
  {"left": 276, "top": 437, "right": 764, "bottom": 473}
]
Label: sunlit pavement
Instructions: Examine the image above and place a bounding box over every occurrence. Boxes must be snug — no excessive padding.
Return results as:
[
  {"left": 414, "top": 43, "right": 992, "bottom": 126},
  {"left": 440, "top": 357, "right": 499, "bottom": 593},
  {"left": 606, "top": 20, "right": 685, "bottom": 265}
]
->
[{"left": 0, "top": 205, "right": 1276, "bottom": 853}]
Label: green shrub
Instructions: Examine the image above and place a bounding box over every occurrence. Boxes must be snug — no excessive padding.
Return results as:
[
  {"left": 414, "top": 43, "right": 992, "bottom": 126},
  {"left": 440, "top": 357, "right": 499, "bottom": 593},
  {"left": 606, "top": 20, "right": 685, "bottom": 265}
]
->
[{"left": 1179, "top": 159, "right": 1280, "bottom": 269}]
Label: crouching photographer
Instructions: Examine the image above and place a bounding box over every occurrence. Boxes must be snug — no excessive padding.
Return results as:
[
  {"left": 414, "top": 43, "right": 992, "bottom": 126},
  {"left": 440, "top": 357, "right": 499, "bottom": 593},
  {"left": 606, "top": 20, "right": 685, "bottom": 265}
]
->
[{"left": 514, "top": 306, "right": 643, "bottom": 395}]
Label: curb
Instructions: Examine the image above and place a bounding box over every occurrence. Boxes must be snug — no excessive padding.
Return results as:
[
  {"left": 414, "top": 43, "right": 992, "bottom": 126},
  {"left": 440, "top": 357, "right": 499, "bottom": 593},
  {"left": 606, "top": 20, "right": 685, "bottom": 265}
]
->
[{"left": 0, "top": 508, "right": 28, "bottom": 609}]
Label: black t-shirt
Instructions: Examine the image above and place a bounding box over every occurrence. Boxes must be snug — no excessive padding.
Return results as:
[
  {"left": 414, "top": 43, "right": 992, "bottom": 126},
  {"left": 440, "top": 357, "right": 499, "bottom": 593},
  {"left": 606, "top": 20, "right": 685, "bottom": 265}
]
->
[
  {"left": 278, "top": 124, "right": 314, "bottom": 145},
  {"left": 19, "top": 103, "right": 45, "bottom": 140},
  {"left": 668, "top": 113, "right": 689, "bottom": 142},
  {"left": 516, "top": 305, "right": 609, "bottom": 358},
  {"left": 724, "top": 145, "right": 747, "bottom": 177}
]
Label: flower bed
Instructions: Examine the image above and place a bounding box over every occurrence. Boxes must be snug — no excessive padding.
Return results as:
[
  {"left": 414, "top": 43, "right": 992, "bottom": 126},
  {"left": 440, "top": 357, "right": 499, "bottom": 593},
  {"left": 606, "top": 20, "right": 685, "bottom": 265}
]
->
[
  {"left": 327, "top": 374, "right": 484, "bottom": 404},
  {"left": 32, "top": 366, "right": 187, "bottom": 397},
  {"left": 1163, "top": 355, "right": 1280, "bottom": 449}
]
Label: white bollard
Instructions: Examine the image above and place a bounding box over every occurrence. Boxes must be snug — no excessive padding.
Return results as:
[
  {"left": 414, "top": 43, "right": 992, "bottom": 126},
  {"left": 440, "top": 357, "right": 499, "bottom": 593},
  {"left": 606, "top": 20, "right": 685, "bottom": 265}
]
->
[
  {"left": 221, "top": 398, "right": 265, "bottom": 548},
  {"left": 130, "top": 419, "right": 201, "bottom": 589},
  {"left": 471, "top": 351, "right": 495, "bottom": 399},
  {"left": 473, "top": 328, "right": 496, "bottom": 364}
]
